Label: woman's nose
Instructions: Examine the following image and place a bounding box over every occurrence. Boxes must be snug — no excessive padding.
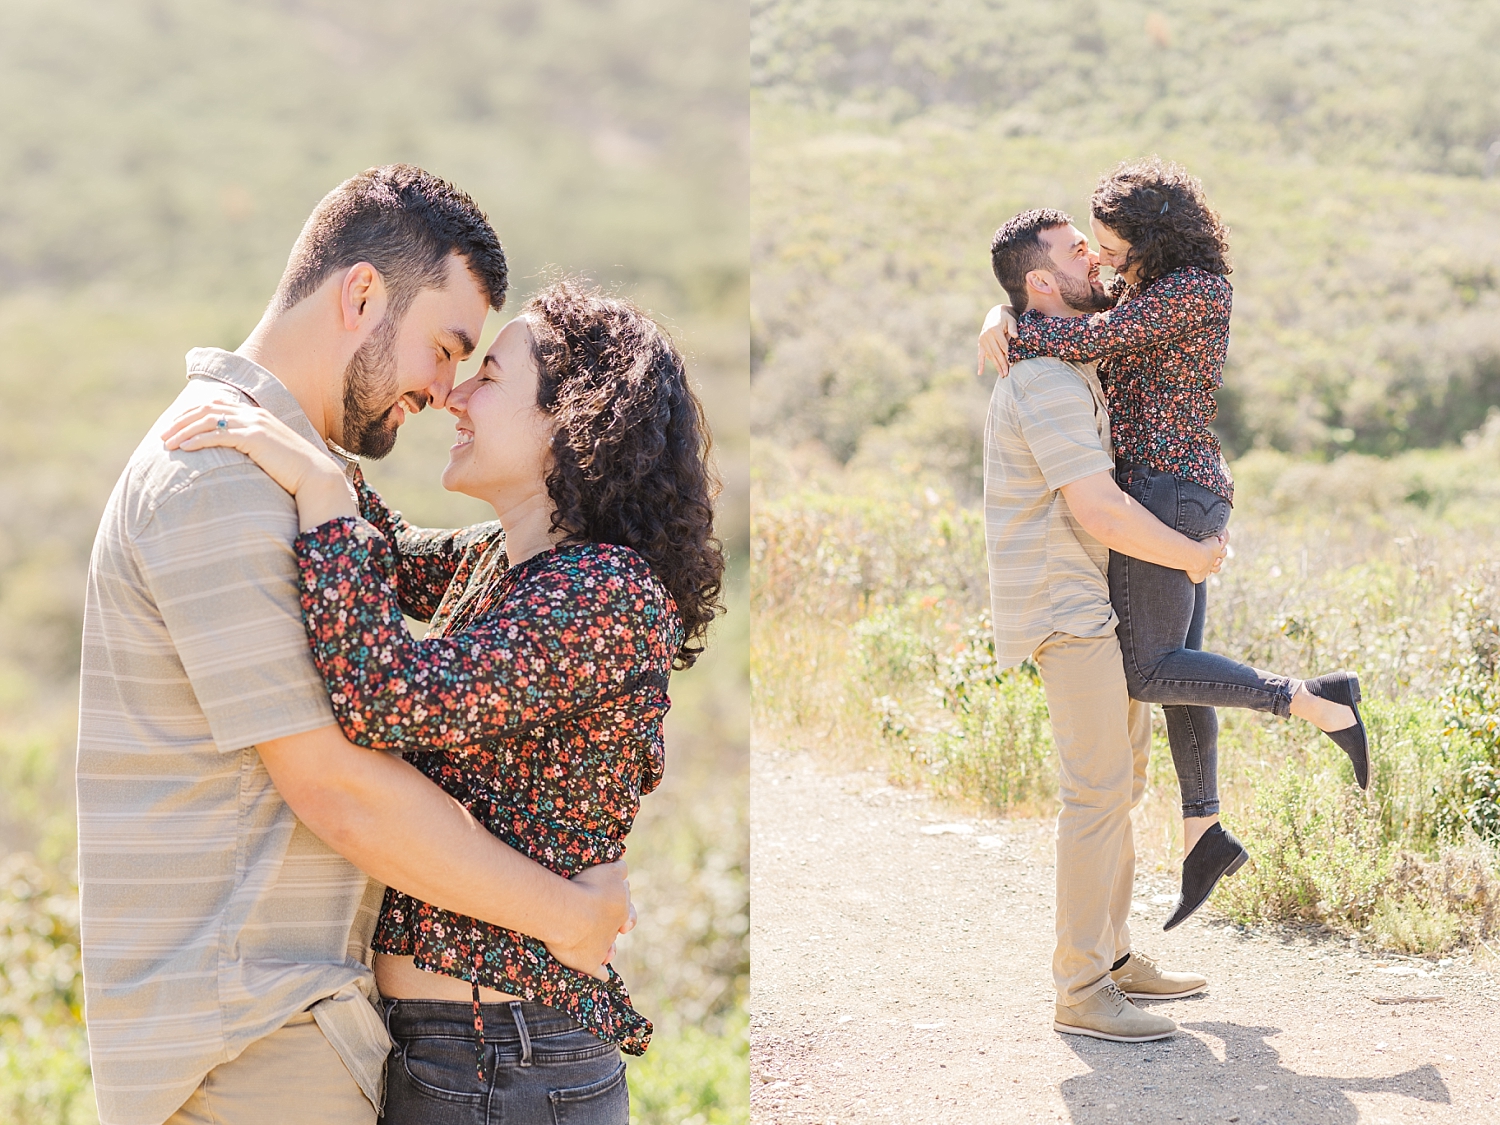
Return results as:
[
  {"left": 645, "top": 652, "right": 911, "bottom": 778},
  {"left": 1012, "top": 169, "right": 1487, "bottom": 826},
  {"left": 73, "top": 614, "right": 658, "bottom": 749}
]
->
[{"left": 446, "top": 378, "right": 475, "bottom": 415}]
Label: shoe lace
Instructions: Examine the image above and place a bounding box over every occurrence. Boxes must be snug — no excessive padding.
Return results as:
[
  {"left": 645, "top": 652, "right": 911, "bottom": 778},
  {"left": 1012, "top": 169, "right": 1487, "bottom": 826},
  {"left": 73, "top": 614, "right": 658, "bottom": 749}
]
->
[
  {"left": 1125, "top": 951, "right": 1158, "bottom": 975},
  {"left": 1097, "top": 982, "right": 1133, "bottom": 1009}
]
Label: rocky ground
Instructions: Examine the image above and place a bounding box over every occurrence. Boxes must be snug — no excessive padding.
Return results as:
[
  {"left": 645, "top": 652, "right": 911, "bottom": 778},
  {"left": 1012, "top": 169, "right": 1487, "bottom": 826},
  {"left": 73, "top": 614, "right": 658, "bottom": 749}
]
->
[{"left": 750, "top": 745, "right": 1500, "bottom": 1124}]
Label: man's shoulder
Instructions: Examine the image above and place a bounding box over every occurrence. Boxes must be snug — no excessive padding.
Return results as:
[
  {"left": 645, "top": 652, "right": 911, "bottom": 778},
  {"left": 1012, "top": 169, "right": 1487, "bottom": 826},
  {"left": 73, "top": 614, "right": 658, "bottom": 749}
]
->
[
  {"left": 1008, "top": 358, "right": 1092, "bottom": 387},
  {"left": 1007, "top": 356, "right": 1094, "bottom": 394},
  {"left": 111, "top": 380, "right": 290, "bottom": 542}
]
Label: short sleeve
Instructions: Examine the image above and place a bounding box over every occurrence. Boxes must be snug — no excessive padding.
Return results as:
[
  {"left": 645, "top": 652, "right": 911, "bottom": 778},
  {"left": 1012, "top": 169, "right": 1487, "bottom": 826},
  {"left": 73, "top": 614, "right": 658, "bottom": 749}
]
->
[
  {"left": 132, "top": 459, "right": 336, "bottom": 751},
  {"left": 1012, "top": 364, "right": 1113, "bottom": 492}
]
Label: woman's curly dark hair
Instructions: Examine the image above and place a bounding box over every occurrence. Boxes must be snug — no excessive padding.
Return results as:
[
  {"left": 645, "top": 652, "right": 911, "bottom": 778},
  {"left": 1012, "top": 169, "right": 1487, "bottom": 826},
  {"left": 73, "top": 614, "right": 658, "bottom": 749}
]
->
[
  {"left": 525, "top": 279, "right": 725, "bottom": 669},
  {"left": 1090, "top": 157, "right": 1231, "bottom": 286}
]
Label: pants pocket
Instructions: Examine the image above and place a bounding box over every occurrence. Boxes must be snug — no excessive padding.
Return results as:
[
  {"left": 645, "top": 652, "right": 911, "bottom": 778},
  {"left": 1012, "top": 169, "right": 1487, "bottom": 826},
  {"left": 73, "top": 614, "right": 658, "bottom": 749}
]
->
[
  {"left": 1127, "top": 466, "right": 1228, "bottom": 542},
  {"left": 1177, "top": 483, "right": 1230, "bottom": 541},
  {"left": 1125, "top": 466, "right": 1174, "bottom": 526},
  {"left": 386, "top": 1033, "right": 485, "bottom": 1118},
  {"left": 549, "top": 1060, "right": 629, "bottom": 1125}
]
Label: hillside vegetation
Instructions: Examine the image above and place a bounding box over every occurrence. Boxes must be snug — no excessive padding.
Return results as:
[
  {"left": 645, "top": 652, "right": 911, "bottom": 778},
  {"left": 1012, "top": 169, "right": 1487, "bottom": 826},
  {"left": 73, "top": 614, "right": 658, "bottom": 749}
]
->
[
  {"left": 750, "top": 1, "right": 1500, "bottom": 970},
  {"left": 752, "top": 0, "right": 1500, "bottom": 473},
  {"left": 0, "top": 3, "right": 748, "bottom": 1123}
]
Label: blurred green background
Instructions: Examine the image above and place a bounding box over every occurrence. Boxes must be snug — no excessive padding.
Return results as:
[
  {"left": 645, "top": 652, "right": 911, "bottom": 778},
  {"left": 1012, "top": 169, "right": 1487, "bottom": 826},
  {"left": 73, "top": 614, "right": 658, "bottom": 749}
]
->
[
  {"left": 0, "top": 2, "right": 747, "bottom": 1122},
  {"left": 750, "top": 0, "right": 1500, "bottom": 998},
  {"left": 752, "top": 0, "right": 1500, "bottom": 470}
]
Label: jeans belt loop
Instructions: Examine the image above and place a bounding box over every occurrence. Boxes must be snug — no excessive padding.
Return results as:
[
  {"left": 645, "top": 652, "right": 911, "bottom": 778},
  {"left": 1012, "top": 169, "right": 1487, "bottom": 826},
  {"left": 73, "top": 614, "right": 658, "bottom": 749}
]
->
[
  {"left": 381, "top": 998, "right": 399, "bottom": 1045},
  {"left": 509, "top": 1001, "right": 534, "bottom": 1067}
]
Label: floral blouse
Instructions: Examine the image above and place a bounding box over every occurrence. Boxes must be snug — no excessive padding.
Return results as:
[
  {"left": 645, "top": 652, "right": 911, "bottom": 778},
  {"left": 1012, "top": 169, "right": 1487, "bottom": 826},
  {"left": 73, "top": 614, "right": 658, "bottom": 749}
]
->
[
  {"left": 291, "top": 471, "right": 681, "bottom": 1056},
  {"left": 1008, "top": 265, "right": 1235, "bottom": 504}
]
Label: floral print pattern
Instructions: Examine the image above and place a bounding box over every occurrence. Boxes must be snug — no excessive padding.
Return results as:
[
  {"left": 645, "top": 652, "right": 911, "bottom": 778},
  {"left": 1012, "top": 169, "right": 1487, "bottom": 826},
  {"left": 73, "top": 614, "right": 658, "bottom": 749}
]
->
[
  {"left": 293, "top": 478, "right": 681, "bottom": 1055},
  {"left": 1009, "top": 266, "right": 1235, "bottom": 504}
]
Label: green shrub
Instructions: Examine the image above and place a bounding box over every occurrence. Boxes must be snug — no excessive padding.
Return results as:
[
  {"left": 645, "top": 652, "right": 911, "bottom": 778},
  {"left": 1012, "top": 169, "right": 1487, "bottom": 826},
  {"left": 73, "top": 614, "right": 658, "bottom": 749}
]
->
[
  {"left": 754, "top": 468, "right": 1500, "bottom": 955},
  {"left": 852, "top": 604, "right": 1055, "bottom": 811},
  {"left": 0, "top": 855, "right": 94, "bottom": 1125},
  {"left": 1216, "top": 754, "right": 1391, "bottom": 931},
  {"left": 627, "top": 1009, "right": 748, "bottom": 1125}
]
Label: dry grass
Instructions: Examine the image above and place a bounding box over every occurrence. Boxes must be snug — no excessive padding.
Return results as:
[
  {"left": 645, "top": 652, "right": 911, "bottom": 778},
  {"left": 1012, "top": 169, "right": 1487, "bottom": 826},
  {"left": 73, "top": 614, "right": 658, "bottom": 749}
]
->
[{"left": 752, "top": 447, "right": 1500, "bottom": 956}]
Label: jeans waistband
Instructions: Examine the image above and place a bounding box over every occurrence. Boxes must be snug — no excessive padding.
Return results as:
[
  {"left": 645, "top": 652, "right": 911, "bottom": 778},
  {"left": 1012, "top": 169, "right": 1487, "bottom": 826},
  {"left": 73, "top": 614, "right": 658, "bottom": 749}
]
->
[{"left": 382, "top": 998, "right": 583, "bottom": 1042}]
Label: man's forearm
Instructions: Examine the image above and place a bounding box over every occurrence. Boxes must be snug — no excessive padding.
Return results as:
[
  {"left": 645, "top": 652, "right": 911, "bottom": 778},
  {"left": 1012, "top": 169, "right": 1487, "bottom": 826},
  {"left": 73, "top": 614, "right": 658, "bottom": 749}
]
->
[
  {"left": 259, "top": 725, "right": 592, "bottom": 946},
  {"left": 1082, "top": 498, "right": 1200, "bottom": 568},
  {"left": 1060, "top": 474, "right": 1205, "bottom": 570}
]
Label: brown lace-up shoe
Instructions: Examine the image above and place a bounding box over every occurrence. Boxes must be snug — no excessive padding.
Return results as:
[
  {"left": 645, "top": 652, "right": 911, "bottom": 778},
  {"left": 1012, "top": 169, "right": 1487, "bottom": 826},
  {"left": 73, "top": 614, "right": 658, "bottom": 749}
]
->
[
  {"left": 1054, "top": 981, "right": 1178, "bottom": 1042},
  {"left": 1110, "top": 950, "right": 1208, "bottom": 1000}
]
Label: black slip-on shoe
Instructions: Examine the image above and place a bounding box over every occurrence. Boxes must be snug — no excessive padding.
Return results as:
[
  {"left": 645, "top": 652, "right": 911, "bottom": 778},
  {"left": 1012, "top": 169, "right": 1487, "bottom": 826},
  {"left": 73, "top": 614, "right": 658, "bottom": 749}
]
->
[
  {"left": 1302, "top": 671, "right": 1369, "bottom": 789},
  {"left": 1163, "top": 823, "right": 1250, "bottom": 932}
]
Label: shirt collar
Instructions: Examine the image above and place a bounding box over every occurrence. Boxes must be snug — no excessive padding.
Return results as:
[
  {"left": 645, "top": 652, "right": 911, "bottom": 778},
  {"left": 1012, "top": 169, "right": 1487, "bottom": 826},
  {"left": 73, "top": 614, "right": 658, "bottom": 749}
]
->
[{"left": 184, "top": 347, "right": 353, "bottom": 467}]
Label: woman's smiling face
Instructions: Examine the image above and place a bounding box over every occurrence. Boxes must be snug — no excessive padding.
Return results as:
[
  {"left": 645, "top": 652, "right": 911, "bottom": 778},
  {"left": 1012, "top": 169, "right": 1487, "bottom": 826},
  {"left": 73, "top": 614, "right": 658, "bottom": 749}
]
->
[
  {"left": 440, "top": 317, "right": 554, "bottom": 505},
  {"left": 1089, "top": 215, "right": 1137, "bottom": 283}
]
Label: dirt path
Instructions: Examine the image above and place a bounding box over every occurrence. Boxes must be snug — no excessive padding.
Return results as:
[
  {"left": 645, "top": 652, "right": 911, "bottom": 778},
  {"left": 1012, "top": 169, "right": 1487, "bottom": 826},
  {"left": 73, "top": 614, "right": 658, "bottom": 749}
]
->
[{"left": 750, "top": 744, "right": 1500, "bottom": 1124}]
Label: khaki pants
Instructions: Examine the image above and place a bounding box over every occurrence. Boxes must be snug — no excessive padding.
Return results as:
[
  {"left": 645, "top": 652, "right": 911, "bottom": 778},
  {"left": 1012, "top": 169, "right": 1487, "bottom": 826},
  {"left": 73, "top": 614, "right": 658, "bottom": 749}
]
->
[
  {"left": 165, "top": 1012, "right": 376, "bottom": 1125},
  {"left": 1032, "top": 631, "right": 1151, "bottom": 1006}
]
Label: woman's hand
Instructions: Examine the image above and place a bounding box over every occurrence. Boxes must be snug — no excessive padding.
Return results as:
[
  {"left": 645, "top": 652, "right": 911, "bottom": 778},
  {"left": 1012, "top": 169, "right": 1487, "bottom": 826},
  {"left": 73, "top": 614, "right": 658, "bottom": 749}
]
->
[
  {"left": 977, "top": 304, "right": 1019, "bottom": 379},
  {"left": 544, "top": 860, "right": 637, "bottom": 981},
  {"left": 161, "top": 401, "right": 357, "bottom": 532}
]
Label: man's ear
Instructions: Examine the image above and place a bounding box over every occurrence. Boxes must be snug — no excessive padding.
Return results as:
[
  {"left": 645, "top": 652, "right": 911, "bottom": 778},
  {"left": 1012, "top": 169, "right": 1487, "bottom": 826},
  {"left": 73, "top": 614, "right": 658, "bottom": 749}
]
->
[
  {"left": 339, "top": 263, "right": 389, "bottom": 332},
  {"left": 1024, "top": 269, "right": 1055, "bottom": 300}
]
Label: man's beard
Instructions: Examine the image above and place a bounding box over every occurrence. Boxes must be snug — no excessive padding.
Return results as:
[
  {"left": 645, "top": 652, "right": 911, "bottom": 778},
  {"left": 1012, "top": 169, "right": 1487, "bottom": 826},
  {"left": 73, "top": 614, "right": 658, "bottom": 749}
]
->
[
  {"left": 1057, "top": 272, "right": 1115, "bottom": 313},
  {"left": 340, "top": 311, "right": 407, "bottom": 459}
]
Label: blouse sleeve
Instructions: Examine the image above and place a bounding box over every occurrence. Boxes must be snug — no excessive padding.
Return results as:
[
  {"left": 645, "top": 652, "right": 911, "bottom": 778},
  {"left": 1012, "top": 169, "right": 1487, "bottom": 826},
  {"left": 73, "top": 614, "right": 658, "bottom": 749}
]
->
[
  {"left": 352, "top": 467, "right": 502, "bottom": 622},
  {"left": 294, "top": 518, "right": 674, "bottom": 753},
  {"left": 1011, "top": 269, "right": 1231, "bottom": 363}
]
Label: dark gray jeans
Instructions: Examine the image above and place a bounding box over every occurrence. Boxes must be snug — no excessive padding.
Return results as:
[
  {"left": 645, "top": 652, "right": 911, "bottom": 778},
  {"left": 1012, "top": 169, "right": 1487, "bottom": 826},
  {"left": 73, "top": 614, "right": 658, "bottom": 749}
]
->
[
  {"left": 380, "top": 999, "right": 627, "bottom": 1125},
  {"left": 1111, "top": 462, "right": 1294, "bottom": 818}
]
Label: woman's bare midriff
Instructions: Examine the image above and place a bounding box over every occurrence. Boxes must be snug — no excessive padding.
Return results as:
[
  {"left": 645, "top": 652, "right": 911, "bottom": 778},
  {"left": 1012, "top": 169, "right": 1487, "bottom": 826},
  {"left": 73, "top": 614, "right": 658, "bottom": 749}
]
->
[{"left": 374, "top": 953, "right": 522, "bottom": 1002}]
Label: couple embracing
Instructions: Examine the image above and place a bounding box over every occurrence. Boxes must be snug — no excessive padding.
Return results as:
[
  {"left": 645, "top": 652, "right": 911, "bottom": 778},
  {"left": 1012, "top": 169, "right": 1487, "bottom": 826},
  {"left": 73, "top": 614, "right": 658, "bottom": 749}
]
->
[
  {"left": 78, "top": 165, "right": 722, "bottom": 1125},
  {"left": 979, "top": 158, "right": 1369, "bottom": 1042}
]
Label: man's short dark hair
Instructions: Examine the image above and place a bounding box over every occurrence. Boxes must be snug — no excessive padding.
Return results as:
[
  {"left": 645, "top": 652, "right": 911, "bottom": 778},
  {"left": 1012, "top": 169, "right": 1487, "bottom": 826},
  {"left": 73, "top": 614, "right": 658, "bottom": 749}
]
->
[
  {"left": 273, "top": 164, "right": 508, "bottom": 318},
  {"left": 989, "top": 208, "right": 1073, "bottom": 313}
]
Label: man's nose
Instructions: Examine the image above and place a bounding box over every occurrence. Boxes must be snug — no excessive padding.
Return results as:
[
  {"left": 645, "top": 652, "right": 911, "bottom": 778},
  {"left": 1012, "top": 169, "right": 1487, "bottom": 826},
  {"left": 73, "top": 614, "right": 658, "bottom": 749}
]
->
[{"left": 424, "top": 369, "right": 455, "bottom": 411}]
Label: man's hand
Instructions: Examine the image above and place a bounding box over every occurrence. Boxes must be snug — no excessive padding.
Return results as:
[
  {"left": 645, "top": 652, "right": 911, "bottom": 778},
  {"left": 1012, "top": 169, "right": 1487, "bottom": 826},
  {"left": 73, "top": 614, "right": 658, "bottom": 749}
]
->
[
  {"left": 977, "top": 303, "right": 1019, "bottom": 379},
  {"left": 544, "top": 861, "right": 636, "bottom": 981},
  {"left": 1185, "top": 533, "right": 1229, "bottom": 585}
]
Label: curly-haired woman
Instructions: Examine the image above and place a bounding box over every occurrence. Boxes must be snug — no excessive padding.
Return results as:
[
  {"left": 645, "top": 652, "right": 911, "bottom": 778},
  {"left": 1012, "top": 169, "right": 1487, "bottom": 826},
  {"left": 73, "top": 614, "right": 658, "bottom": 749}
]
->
[
  {"left": 164, "top": 279, "right": 723, "bottom": 1125},
  {"left": 978, "top": 158, "right": 1368, "bottom": 930}
]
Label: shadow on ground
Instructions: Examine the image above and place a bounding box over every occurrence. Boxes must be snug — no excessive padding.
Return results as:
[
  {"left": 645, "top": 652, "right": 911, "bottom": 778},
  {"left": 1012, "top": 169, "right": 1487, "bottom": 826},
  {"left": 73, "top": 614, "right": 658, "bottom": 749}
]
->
[{"left": 1059, "top": 1016, "right": 1450, "bottom": 1124}]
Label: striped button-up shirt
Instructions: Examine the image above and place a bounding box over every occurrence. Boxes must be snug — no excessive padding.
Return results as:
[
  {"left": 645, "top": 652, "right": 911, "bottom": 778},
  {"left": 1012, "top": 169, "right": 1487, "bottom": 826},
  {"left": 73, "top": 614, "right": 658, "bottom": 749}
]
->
[
  {"left": 77, "top": 348, "right": 389, "bottom": 1125},
  {"left": 984, "top": 356, "right": 1117, "bottom": 669}
]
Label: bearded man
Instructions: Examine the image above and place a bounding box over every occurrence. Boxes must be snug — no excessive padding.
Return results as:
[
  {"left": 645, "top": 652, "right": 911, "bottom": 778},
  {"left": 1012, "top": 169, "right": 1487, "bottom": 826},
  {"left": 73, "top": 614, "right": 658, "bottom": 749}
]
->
[
  {"left": 76, "top": 166, "right": 632, "bottom": 1125},
  {"left": 981, "top": 209, "right": 1222, "bottom": 1042}
]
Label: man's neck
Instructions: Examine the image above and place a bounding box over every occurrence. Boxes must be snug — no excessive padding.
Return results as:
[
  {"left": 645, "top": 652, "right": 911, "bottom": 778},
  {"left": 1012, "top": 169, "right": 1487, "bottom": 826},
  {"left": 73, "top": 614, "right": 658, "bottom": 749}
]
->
[
  {"left": 235, "top": 294, "right": 352, "bottom": 442},
  {"left": 1026, "top": 296, "right": 1086, "bottom": 320}
]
